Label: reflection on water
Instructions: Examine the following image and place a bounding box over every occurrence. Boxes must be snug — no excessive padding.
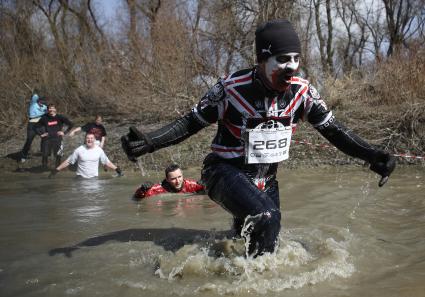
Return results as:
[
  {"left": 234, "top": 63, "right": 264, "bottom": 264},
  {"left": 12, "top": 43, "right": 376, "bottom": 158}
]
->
[
  {"left": 72, "top": 178, "right": 104, "bottom": 192},
  {"left": 137, "top": 195, "right": 219, "bottom": 219},
  {"left": 69, "top": 179, "right": 109, "bottom": 223},
  {"left": 0, "top": 166, "right": 424, "bottom": 297}
]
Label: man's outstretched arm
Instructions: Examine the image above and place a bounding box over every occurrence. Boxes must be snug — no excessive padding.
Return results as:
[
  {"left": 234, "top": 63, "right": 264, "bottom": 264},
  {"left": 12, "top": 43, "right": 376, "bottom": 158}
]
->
[
  {"left": 316, "top": 116, "right": 396, "bottom": 186},
  {"left": 121, "top": 112, "right": 207, "bottom": 162}
]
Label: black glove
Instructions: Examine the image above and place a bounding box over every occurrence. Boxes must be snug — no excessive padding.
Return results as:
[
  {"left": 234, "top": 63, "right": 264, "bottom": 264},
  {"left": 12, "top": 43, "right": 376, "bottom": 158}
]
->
[
  {"left": 132, "top": 181, "right": 154, "bottom": 201},
  {"left": 48, "top": 169, "right": 59, "bottom": 179},
  {"left": 121, "top": 126, "right": 153, "bottom": 162},
  {"left": 369, "top": 150, "right": 396, "bottom": 187},
  {"left": 115, "top": 167, "right": 124, "bottom": 177},
  {"left": 139, "top": 181, "right": 154, "bottom": 191}
]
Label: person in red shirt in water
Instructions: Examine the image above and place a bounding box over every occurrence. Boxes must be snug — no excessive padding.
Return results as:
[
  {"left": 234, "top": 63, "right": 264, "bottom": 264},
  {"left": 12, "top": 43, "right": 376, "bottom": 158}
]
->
[{"left": 134, "top": 164, "right": 205, "bottom": 200}]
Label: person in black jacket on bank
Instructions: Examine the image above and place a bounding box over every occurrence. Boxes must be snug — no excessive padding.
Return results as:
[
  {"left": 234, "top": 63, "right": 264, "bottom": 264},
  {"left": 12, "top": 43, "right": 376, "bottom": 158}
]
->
[{"left": 37, "top": 104, "right": 73, "bottom": 170}]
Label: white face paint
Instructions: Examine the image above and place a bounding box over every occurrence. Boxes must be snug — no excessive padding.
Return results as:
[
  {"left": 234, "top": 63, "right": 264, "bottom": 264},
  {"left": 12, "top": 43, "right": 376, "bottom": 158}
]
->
[{"left": 264, "top": 52, "right": 300, "bottom": 92}]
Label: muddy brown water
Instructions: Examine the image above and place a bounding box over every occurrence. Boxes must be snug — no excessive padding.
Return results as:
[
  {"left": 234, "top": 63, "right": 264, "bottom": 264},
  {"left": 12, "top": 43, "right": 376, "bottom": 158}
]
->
[{"left": 0, "top": 166, "right": 424, "bottom": 297}]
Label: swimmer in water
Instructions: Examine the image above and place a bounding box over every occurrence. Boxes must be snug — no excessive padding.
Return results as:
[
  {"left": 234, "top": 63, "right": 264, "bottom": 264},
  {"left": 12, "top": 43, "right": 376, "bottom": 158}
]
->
[{"left": 133, "top": 164, "right": 204, "bottom": 200}]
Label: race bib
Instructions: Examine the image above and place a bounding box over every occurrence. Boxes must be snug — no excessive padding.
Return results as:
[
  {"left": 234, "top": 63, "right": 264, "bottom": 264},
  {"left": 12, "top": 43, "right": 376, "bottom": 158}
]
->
[{"left": 245, "top": 125, "right": 292, "bottom": 164}]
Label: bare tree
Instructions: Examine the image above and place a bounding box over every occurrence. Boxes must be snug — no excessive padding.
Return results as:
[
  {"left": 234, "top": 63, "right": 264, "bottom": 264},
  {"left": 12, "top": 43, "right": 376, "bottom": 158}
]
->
[
  {"left": 335, "top": 0, "right": 369, "bottom": 72},
  {"left": 382, "top": 0, "right": 424, "bottom": 56},
  {"left": 0, "top": 1, "right": 40, "bottom": 68},
  {"left": 298, "top": 0, "right": 315, "bottom": 80},
  {"left": 352, "top": 0, "right": 386, "bottom": 62},
  {"left": 32, "top": 0, "right": 83, "bottom": 105},
  {"left": 126, "top": 0, "right": 139, "bottom": 53},
  {"left": 313, "top": 0, "right": 334, "bottom": 74},
  {"left": 31, "top": 0, "right": 111, "bottom": 108},
  {"left": 257, "top": 0, "right": 297, "bottom": 23}
]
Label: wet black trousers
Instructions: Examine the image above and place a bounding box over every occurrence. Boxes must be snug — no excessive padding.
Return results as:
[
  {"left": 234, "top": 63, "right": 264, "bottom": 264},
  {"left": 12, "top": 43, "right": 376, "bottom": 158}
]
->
[
  {"left": 202, "top": 159, "right": 281, "bottom": 257},
  {"left": 41, "top": 137, "right": 62, "bottom": 169}
]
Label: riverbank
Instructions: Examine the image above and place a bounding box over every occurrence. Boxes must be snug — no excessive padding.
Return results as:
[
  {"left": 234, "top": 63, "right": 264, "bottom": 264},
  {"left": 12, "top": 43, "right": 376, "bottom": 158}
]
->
[{"left": 1, "top": 117, "right": 423, "bottom": 175}]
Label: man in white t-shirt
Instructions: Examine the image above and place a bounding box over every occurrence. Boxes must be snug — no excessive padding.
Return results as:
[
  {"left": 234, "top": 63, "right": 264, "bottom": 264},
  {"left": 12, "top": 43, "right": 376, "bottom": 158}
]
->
[{"left": 53, "top": 133, "right": 122, "bottom": 178}]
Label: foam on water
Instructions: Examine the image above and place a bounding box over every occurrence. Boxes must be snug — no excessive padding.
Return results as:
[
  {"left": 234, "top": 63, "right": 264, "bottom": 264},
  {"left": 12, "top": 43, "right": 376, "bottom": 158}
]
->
[{"left": 149, "top": 228, "right": 355, "bottom": 294}]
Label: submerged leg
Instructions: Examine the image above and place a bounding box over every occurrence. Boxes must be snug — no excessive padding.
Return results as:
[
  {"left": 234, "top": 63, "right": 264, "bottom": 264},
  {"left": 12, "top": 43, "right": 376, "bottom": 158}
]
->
[{"left": 202, "top": 162, "right": 281, "bottom": 257}]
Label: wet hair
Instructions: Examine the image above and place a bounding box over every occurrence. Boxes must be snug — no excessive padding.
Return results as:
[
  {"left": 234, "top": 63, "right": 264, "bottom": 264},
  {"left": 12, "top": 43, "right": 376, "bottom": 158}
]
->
[{"left": 165, "top": 164, "right": 181, "bottom": 178}]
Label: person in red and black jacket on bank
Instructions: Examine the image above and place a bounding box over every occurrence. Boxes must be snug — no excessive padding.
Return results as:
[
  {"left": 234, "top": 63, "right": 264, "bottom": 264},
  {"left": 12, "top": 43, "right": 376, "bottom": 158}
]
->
[
  {"left": 36, "top": 103, "right": 73, "bottom": 170},
  {"left": 133, "top": 164, "right": 205, "bottom": 200}
]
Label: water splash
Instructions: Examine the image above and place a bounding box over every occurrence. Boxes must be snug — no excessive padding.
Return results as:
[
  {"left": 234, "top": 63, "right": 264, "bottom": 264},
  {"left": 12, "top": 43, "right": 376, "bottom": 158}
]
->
[
  {"left": 349, "top": 176, "right": 371, "bottom": 220},
  {"left": 153, "top": 229, "right": 355, "bottom": 294},
  {"left": 137, "top": 158, "right": 146, "bottom": 176}
]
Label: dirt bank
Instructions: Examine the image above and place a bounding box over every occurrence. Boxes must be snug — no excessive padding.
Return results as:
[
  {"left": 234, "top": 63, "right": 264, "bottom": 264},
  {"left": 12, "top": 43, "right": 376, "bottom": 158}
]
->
[{"left": 2, "top": 117, "right": 422, "bottom": 175}]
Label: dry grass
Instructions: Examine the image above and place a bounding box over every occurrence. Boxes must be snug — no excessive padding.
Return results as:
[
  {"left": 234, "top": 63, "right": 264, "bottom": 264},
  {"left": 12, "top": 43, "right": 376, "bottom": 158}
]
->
[{"left": 322, "top": 50, "right": 425, "bottom": 158}]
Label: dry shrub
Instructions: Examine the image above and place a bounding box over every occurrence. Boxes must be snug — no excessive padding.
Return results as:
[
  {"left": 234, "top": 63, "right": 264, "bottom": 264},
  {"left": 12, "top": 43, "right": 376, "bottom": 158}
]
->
[
  {"left": 322, "top": 48, "right": 425, "bottom": 156},
  {"left": 147, "top": 10, "right": 199, "bottom": 118},
  {"left": 82, "top": 4, "right": 202, "bottom": 123}
]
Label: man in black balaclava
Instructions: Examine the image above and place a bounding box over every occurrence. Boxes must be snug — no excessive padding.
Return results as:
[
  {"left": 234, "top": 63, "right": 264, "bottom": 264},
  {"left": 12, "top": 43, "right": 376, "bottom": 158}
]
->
[{"left": 121, "top": 19, "right": 396, "bottom": 257}]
